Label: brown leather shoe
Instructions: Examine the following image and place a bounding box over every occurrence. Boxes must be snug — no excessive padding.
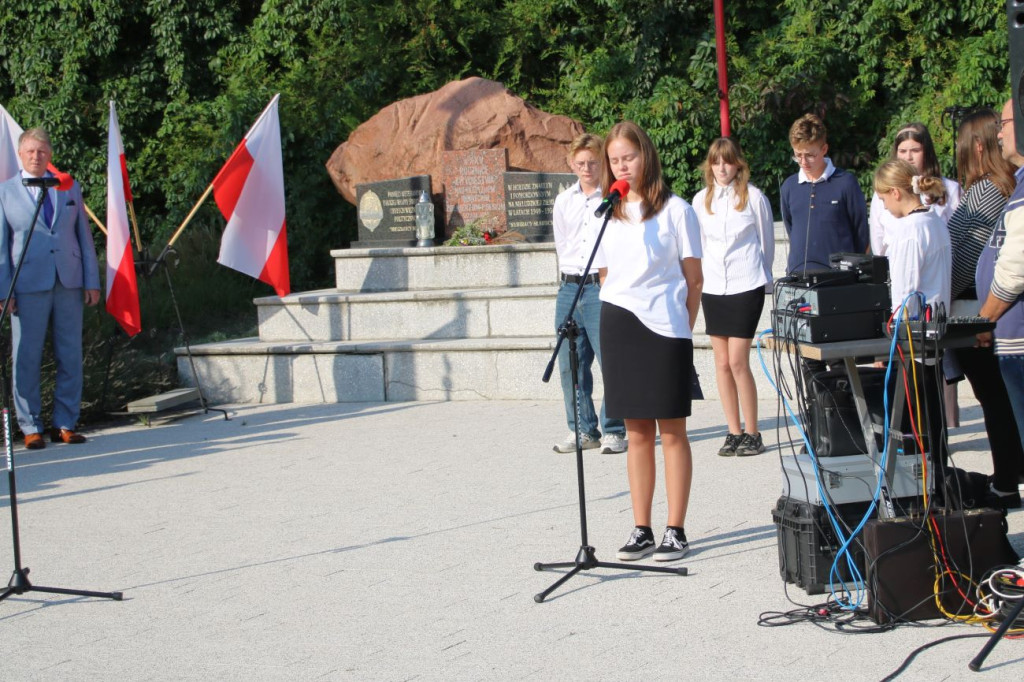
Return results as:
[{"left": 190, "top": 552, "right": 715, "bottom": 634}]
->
[
  {"left": 24, "top": 433, "right": 45, "bottom": 450},
  {"left": 50, "top": 428, "right": 86, "bottom": 444}
]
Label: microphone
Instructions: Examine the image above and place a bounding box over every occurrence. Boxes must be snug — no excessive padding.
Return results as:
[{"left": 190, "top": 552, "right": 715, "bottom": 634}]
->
[
  {"left": 54, "top": 171, "right": 74, "bottom": 191},
  {"left": 22, "top": 176, "right": 60, "bottom": 189},
  {"left": 594, "top": 179, "right": 630, "bottom": 218}
]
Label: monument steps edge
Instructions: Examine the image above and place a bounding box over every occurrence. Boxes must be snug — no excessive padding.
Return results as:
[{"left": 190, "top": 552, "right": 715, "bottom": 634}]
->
[{"left": 254, "top": 285, "right": 559, "bottom": 306}]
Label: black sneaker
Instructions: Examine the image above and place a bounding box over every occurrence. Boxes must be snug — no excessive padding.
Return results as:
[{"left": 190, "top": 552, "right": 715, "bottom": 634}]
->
[
  {"left": 616, "top": 526, "right": 656, "bottom": 560},
  {"left": 653, "top": 527, "right": 689, "bottom": 562},
  {"left": 718, "top": 433, "right": 742, "bottom": 457},
  {"left": 736, "top": 432, "right": 765, "bottom": 457}
]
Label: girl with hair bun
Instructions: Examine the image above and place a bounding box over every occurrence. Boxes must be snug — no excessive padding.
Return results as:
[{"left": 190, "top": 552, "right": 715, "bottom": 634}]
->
[
  {"left": 873, "top": 158, "right": 951, "bottom": 465},
  {"left": 874, "top": 159, "right": 950, "bottom": 316}
]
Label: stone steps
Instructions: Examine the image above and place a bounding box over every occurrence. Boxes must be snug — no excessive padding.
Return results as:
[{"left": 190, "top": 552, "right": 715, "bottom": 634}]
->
[
  {"left": 180, "top": 225, "right": 795, "bottom": 404},
  {"left": 256, "top": 286, "right": 558, "bottom": 342}
]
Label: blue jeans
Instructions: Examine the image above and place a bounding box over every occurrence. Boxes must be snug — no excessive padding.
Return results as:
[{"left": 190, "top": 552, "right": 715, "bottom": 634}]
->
[
  {"left": 555, "top": 281, "right": 624, "bottom": 438},
  {"left": 998, "top": 354, "right": 1024, "bottom": 463}
]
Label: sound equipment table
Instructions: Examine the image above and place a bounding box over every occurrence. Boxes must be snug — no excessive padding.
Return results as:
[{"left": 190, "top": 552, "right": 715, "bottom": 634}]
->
[{"left": 765, "top": 330, "right": 988, "bottom": 518}]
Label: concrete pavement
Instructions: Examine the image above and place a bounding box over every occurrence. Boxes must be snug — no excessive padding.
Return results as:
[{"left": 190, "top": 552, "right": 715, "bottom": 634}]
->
[{"left": 0, "top": 397, "right": 1021, "bottom": 680}]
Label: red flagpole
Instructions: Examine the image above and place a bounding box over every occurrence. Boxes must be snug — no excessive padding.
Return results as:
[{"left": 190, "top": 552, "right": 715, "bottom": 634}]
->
[{"left": 714, "top": 0, "right": 731, "bottom": 137}]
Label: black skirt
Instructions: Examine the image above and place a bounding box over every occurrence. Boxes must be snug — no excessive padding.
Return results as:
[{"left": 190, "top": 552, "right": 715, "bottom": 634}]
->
[
  {"left": 702, "top": 287, "right": 765, "bottom": 338},
  {"left": 599, "top": 302, "right": 693, "bottom": 419}
]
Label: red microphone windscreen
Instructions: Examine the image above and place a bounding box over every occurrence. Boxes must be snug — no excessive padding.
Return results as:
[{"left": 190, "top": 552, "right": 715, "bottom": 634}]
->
[
  {"left": 46, "top": 163, "right": 74, "bottom": 191},
  {"left": 610, "top": 179, "right": 630, "bottom": 196}
]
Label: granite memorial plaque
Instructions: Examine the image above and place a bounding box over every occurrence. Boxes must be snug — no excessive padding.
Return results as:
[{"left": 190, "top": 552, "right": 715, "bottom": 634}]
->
[
  {"left": 355, "top": 175, "right": 433, "bottom": 247},
  {"left": 441, "top": 149, "right": 509, "bottom": 237},
  {"left": 504, "top": 171, "right": 577, "bottom": 242}
]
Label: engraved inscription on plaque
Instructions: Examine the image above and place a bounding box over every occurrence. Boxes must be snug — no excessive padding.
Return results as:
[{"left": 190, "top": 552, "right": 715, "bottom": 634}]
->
[
  {"left": 504, "top": 171, "right": 577, "bottom": 242},
  {"left": 355, "top": 175, "right": 432, "bottom": 247},
  {"left": 441, "top": 149, "right": 509, "bottom": 237}
]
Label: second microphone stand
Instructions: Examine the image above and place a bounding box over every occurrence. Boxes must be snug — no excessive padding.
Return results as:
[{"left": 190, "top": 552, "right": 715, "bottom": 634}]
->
[
  {"left": 533, "top": 196, "right": 688, "bottom": 603},
  {"left": 1, "top": 181, "right": 122, "bottom": 603}
]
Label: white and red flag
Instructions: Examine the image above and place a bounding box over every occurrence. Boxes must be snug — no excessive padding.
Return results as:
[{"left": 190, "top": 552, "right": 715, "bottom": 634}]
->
[
  {"left": 105, "top": 101, "right": 141, "bottom": 336},
  {"left": 212, "top": 94, "right": 290, "bottom": 297},
  {"left": 1, "top": 103, "right": 25, "bottom": 182}
]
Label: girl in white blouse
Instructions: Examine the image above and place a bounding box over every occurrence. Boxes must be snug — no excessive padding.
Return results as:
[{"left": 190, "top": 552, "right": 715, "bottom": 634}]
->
[
  {"left": 874, "top": 159, "right": 951, "bottom": 465},
  {"left": 868, "top": 123, "right": 961, "bottom": 256},
  {"left": 692, "top": 138, "right": 774, "bottom": 457}
]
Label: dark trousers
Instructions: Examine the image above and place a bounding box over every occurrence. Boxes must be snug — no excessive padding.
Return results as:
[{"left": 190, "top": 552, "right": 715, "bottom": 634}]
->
[{"left": 954, "top": 346, "right": 1024, "bottom": 491}]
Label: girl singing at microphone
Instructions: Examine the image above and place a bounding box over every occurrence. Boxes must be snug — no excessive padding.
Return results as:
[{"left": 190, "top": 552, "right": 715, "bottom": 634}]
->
[{"left": 595, "top": 121, "right": 703, "bottom": 562}]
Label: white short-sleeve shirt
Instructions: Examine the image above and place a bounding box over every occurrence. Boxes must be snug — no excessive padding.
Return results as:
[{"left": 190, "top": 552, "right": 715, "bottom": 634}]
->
[
  {"left": 887, "top": 209, "right": 952, "bottom": 317},
  {"left": 598, "top": 195, "right": 702, "bottom": 339}
]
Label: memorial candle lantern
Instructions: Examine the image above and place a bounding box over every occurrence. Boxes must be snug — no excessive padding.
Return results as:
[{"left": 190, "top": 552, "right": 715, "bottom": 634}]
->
[{"left": 415, "top": 191, "right": 435, "bottom": 247}]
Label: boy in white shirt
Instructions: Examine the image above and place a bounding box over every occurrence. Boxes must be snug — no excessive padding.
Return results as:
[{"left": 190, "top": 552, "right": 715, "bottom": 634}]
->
[{"left": 551, "top": 134, "right": 626, "bottom": 454}]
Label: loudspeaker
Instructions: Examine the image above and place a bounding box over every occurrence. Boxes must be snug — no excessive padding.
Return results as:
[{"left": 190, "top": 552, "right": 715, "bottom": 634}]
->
[
  {"left": 864, "top": 510, "right": 1019, "bottom": 624},
  {"left": 1009, "top": 1, "right": 1024, "bottom": 154}
]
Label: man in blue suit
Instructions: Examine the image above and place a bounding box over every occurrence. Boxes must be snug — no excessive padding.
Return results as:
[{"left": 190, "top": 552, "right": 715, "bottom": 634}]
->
[{"left": 0, "top": 128, "right": 100, "bottom": 449}]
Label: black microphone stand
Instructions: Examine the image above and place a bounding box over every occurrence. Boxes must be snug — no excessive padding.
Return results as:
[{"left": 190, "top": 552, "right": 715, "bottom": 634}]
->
[
  {"left": 533, "top": 200, "right": 688, "bottom": 603},
  {"left": 1, "top": 185, "right": 122, "bottom": 602},
  {"left": 969, "top": 596, "right": 1024, "bottom": 672},
  {"left": 139, "top": 245, "right": 228, "bottom": 421}
]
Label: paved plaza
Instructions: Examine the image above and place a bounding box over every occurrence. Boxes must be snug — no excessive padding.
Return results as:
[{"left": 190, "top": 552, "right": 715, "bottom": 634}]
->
[{"left": 0, "top": 397, "right": 1021, "bottom": 680}]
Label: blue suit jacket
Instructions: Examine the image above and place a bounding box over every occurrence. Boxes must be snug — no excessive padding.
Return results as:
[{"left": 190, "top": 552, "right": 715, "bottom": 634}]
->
[{"left": 0, "top": 173, "right": 100, "bottom": 297}]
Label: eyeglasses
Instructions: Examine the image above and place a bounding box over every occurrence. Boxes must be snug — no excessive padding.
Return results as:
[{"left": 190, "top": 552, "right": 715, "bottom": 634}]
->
[
  {"left": 792, "top": 152, "right": 818, "bottom": 163},
  {"left": 573, "top": 161, "right": 599, "bottom": 170},
  {"left": 1001, "top": 118, "right": 1015, "bottom": 128}
]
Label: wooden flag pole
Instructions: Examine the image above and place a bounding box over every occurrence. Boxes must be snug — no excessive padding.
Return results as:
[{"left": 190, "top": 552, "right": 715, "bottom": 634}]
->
[
  {"left": 149, "top": 183, "right": 213, "bottom": 275},
  {"left": 83, "top": 202, "right": 108, "bottom": 236},
  {"left": 167, "top": 183, "right": 213, "bottom": 249},
  {"left": 126, "top": 200, "right": 143, "bottom": 252}
]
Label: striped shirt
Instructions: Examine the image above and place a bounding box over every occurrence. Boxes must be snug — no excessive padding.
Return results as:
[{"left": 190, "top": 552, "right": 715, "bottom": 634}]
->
[
  {"left": 976, "top": 166, "right": 1024, "bottom": 355},
  {"left": 948, "top": 178, "right": 1009, "bottom": 299}
]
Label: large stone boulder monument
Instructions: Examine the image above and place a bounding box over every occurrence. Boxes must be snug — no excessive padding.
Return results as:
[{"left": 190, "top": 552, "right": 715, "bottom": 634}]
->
[{"left": 326, "top": 77, "right": 583, "bottom": 241}]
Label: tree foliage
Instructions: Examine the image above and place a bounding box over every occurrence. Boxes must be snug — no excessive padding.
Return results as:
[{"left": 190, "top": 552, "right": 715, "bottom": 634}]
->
[
  {"left": 0, "top": 0, "right": 1012, "bottom": 288},
  {"left": 0, "top": 0, "right": 1011, "bottom": 418}
]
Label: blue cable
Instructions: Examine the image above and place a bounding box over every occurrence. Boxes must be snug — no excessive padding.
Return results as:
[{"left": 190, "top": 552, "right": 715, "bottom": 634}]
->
[
  {"left": 757, "top": 328, "right": 864, "bottom": 607},
  {"left": 757, "top": 291, "right": 926, "bottom": 610}
]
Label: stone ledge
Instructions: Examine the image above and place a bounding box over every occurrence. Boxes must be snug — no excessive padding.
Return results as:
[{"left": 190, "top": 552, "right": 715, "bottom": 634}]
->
[{"left": 254, "top": 285, "right": 559, "bottom": 306}]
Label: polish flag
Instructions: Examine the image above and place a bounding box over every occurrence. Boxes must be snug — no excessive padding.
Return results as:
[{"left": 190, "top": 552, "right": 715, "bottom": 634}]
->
[
  {"left": 213, "top": 94, "right": 289, "bottom": 297},
  {"left": 105, "top": 101, "right": 141, "bottom": 336},
  {"left": 1, "top": 103, "right": 25, "bottom": 181}
]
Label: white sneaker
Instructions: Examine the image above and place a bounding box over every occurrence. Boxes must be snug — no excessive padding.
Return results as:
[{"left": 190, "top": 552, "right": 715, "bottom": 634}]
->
[
  {"left": 600, "top": 433, "right": 627, "bottom": 454},
  {"left": 553, "top": 432, "right": 600, "bottom": 453}
]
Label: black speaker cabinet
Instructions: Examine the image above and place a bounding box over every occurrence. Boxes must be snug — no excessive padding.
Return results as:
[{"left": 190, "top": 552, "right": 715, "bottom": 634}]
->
[
  {"left": 1009, "top": 1, "right": 1024, "bottom": 154},
  {"left": 864, "top": 510, "right": 1019, "bottom": 624}
]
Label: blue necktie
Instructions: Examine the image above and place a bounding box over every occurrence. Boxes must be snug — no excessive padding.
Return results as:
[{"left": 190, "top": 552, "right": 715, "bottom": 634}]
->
[{"left": 41, "top": 189, "right": 53, "bottom": 227}]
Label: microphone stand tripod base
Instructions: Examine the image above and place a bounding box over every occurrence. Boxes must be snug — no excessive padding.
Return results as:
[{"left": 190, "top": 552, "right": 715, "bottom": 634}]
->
[
  {"left": 533, "top": 546, "right": 687, "bottom": 603},
  {"left": 1, "top": 567, "right": 123, "bottom": 602}
]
